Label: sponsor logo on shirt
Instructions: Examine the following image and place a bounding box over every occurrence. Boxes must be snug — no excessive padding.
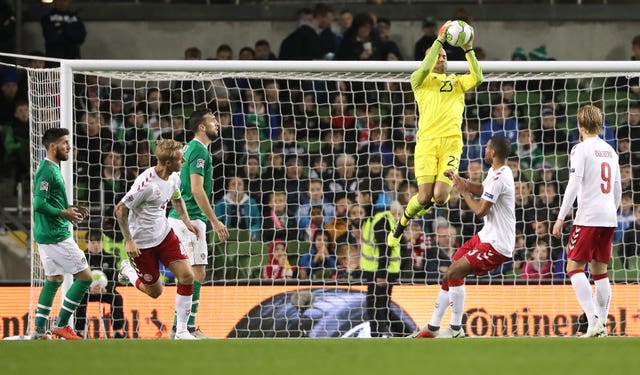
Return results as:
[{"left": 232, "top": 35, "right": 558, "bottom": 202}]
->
[
  {"left": 40, "top": 181, "right": 49, "bottom": 191},
  {"left": 570, "top": 168, "right": 575, "bottom": 173},
  {"left": 483, "top": 192, "right": 494, "bottom": 199},
  {"left": 196, "top": 158, "right": 205, "bottom": 168}
]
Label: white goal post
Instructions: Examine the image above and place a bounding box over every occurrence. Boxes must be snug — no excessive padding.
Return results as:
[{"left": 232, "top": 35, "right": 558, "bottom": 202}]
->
[{"left": 23, "top": 59, "right": 640, "bottom": 339}]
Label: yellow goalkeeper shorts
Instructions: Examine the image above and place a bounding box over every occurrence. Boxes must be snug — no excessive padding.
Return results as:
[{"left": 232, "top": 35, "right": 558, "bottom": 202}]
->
[{"left": 414, "top": 136, "right": 463, "bottom": 186}]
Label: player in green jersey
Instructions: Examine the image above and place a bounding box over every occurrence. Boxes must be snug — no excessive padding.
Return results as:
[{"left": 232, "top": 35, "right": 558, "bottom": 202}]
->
[
  {"left": 32, "top": 127, "right": 91, "bottom": 340},
  {"left": 168, "top": 109, "right": 229, "bottom": 338}
]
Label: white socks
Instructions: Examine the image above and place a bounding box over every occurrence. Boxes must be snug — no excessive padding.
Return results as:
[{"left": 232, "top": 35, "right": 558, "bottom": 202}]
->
[
  {"left": 175, "top": 293, "right": 192, "bottom": 333},
  {"left": 570, "top": 272, "right": 597, "bottom": 326},
  {"left": 594, "top": 277, "right": 611, "bottom": 325},
  {"left": 449, "top": 285, "right": 466, "bottom": 327},
  {"left": 428, "top": 289, "right": 450, "bottom": 328}
]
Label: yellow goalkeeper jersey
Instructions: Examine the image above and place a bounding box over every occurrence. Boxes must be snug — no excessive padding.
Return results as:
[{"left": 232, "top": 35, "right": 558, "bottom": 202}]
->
[{"left": 411, "top": 41, "right": 483, "bottom": 142}]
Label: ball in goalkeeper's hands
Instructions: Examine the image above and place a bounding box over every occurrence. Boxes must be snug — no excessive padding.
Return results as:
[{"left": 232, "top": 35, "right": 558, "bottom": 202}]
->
[{"left": 445, "top": 20, "right": 473, "bottom": 47}]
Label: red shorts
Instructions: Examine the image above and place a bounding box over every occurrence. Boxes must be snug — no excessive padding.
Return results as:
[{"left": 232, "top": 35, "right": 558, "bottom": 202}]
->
[
  {"left": 567, "top": 225, "right": 614, "bottom": 264},
  {"left": 452, "top": 234, "right": 509, "bottom": 276},
  {"left": 131, "top": 229, "right": 188, "bottom": 285}
]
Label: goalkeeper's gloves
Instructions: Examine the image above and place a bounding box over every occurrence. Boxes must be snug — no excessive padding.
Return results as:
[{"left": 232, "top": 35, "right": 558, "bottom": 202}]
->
[{"left": 437, "top": 20, "right": 452, "bottom": 43}]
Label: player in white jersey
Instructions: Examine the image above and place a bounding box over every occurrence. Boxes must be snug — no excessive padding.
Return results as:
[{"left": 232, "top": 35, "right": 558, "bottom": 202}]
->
[
  {"left": 552, "top": 104, "right": 621, "bottom": 338},
  {"left": 115, "top": 139, "right": 201, "bottom": 340},
  {"left": 411, "top": 135, "right": 515, "bottom": 339}
]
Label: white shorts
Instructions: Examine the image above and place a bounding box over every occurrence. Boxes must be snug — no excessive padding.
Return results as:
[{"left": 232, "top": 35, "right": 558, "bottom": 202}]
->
[
  {"left": 37, "top": 237, "right": 89, "bottom": 276},
  {"left": 168, "top": 217, "right": 208, "bottom": 266}
]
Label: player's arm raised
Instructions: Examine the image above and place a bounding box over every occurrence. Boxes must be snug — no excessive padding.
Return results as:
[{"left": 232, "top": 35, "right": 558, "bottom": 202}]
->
[
  {"left": 459, "top": 26, "right": 483, "bottom": 91},
  {"left": 410, "top": 20, "right": 450, "bottom": 91},
  {"left": 114, "top": 201, "right": 140, "bottom": 258},
  {"left": 190, "top": 173, "right": 229, "bottom": 242},
  {"left": 451, "top": 173, "right": 492, "bottom": 217}
]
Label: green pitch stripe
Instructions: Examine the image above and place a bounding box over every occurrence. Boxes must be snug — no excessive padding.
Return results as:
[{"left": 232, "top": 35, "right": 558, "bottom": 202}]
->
[{"left": 2, "top": 338, "right": 640, "bottom": 375}]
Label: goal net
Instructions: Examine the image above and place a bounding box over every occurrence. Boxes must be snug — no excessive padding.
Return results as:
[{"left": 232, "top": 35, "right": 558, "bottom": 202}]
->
[{"left": 25, "top": 60, "right": 640, "bottom": 338}]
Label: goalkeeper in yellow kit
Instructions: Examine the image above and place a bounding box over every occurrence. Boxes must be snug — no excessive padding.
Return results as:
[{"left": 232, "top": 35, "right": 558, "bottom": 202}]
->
[{"left": 388, "top": 21, "right": 483, "bottom": 247}]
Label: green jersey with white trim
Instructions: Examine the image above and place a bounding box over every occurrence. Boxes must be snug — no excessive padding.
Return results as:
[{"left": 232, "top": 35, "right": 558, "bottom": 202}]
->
[
  {"left": 33, "top": 159, "right": 71, "bottom": 244},
  {"left": 169, "top": 139, "right": 212, "bottom": 222}
]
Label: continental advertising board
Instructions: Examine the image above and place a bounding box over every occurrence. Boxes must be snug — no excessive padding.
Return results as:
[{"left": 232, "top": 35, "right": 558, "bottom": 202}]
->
[{"left": 1, "top": 285, "right": 638, "bottom": 338}]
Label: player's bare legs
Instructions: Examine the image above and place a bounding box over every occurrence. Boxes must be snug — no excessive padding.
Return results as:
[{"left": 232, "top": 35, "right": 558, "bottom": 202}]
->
[{"left": 567, "top": 259, "right": 608, "bottom": 337}]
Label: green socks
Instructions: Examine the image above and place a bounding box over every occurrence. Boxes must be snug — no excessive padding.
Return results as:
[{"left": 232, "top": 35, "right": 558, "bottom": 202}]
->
[
  {"left": 188, "top": 281, "right": 202, "bottom": 328},
  {"left": 35, "top": 280, "right": 62, "bottom": 333},
  {"left": 55, "top": 279, "right": 91, "bottom": 328}
]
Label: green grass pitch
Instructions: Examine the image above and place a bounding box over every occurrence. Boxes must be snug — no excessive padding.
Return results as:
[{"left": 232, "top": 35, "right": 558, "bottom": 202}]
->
[{"left": 3, "top": 338, "right": 640, "bottom": 375}]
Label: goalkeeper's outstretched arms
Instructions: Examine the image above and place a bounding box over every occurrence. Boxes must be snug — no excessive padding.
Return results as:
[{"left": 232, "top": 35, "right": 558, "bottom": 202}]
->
[
  {"left": 410, "top": 20, "right": 451, "bottom": 91},
  {"left": 460, "top": 25, "right": 483, "bottom": 91}
]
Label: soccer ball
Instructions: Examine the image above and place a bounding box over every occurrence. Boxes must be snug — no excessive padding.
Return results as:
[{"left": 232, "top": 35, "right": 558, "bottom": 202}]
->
[
  {"left": 445, "top": 20, "right": 473, "bottom": 47},
  {"left": 91, "top": 270, "right": 108, "bottom": 289}
]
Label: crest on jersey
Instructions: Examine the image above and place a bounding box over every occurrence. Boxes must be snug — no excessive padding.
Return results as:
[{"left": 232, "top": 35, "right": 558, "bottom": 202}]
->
[
  {"left": 483, "top": 192, "right": 494, "bottom": 199},
  {"left": 40, "top": 181, "right": 49, "bottom": 191},
  {"left": 196, "top": 158, "right": 205, "bottom": 168}
]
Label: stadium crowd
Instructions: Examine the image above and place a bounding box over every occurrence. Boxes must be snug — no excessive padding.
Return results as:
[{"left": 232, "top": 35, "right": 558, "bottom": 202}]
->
[{"left": 1, "top": 2, "right": 640, "bottom": 285}]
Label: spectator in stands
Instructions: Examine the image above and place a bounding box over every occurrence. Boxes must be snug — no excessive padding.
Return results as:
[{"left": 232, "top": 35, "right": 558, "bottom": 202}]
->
[
  {"left": 377, "top": 18, "right": 402, "bottom": 61},
  {"left": 0, "top": 67, "right": 18, "bottom": 123},
  {"left": 262, "top": 190, "right": 298, "bottom": 242},
  {"left": 616, "top": 102, "right": 640, "bottom": 164},
  {"left": 3, "top": 99, "right": 29, "bottom": 190},
  {"left": 615, "top": 191, "right": 635, "bottom": 243},
  {"left": 535, "top": 181, "right": 560, "bottom": 222},
  {"left": 145, "top": 88, "right": 169, "bottom": 132},
  {"left": 347, "top": 202, "right": 366, "bottom": 249},
  {"left": 511, "top": 47, "right": 527, "bottom": 61},
  {"left": 76, "top": 111, "right": 114, "bottom": 181},
  {"left": 621, "top": 203, "right": 640, "bottom": 269},
  {"left": 214, "top": 175, "right": 261, "bottom": 241},
  {"left": 515, "top": 179, "right": 536, "bottom": 244},
  {"left": 291, "top": 91, "right": 321, "bottom": 139},
  {"left": 238, "top": 47, "right": 255, "bottom": 60},
  {"left": 520, "top": 241, "right": 552, "bottom": 280},
  {"left": 262, "top": 240, "right": 298, "bottom": 280},
  {"left": 414, "top": 16, "right": 437, "bottom": 61},
  {"left": 254, "top": 39, "right": 277, "bottom": 60},
  {"left": 234, "top": 88, "right": 272, "bottom": 140},
  {"left": 261, "top": 146, "right": 286, "bottom": 200},
  {"left": 335, "top": 13, "right": 380, "bottom": 61},
  {"left": 375, "top": 166, "right": 404, "bottom": 210},
  {"left": 125, "top": 140, "right": 151, "bottom": 182},
  {"left": 460, "top": 120, "right": 482, "bottom": 173},
  {"left": 284, "top": 155, "right": 309, "bottom": 215},
  {"left": 279, "top": 3, "right": 335, "bottom": 60},
  {"left": 16, "top": 51, "right": 45, "bottom": 101},
  {"left": 280, "top": 122, "right": 306, "bottom": 161},
  {"left": 297, "top": 179, "right": 334, "bottom": 232},
  {"left": 535, "top": 107, "right": 568, "bottom": 155},
  {"left": 324, "top": 193, "right": 351, "bottom": 251},
  {"left": 326, "top": 154, "right": 359, "bottom": 201},
  {"left": 620, "top": 162, "right": 639, "bottom": 202},
  {"left": 242, "top": 154, "right": 263, "bottom": 205},
  {"left": 239, "top": 126, "right": 265, "bottom": 166},
  {"left": 480, "top": 99, "right": 519, "bottom": 146},
  {"left": 89, "top": 148, "right": 127, "bottom": 242},
  {"left": 319, "top": 128, "right": 346, "bottom": 167},
  {"left": 298, "top": 230, "right": 335, "bottom": 279},
  {"left": 333, "top": 242, "right": 361, "bottom": 280},
  {"left": 528, "top": 216, "right": 564, "bottom": 278},
  {"left": 308, "top": 154, "right": 332, "bottom": 181},
  {"left": 100, "top": 89, "right": 129, "bottom": 139},
  {"left": 334, "top": 9, "right": 353, "bottom": 48},
  {"left": 516, "top": 127, "right": 543, "bottom": 173},
  {"left": 402, "top": 219, "right": 430, "bottom": 280},
  {"left": 41, "top": 0, "right": 86, "bottom": 60},
  {"left": 425, "top": 217, "right": 457, "bottom": 281},
  {"left": 74, "top": 229, "right": 126, "bottom": 338},
  {"left": 215, "top": 44, "right": 233, "bottom": 60},
  {"left": 614, "top": 35, "right": 640, "bottom": 95}
]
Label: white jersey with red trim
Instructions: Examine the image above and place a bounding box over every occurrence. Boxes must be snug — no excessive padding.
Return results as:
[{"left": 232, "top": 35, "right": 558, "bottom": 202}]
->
[
  {"left": 477, "top": 165, "right": 516, "bottom": 257},
  {"left": 121, "top": 167, "right": 181, "bottom": 249},
  {"left": 569, "top": 137, "right": 619, "bottom": 227}
]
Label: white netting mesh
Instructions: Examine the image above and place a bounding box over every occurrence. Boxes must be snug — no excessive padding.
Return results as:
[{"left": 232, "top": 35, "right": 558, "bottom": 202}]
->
[{"left": 26, "top": 62, "right": 640, "bottom": 338}]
